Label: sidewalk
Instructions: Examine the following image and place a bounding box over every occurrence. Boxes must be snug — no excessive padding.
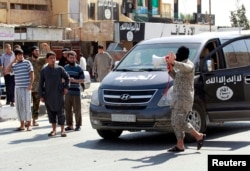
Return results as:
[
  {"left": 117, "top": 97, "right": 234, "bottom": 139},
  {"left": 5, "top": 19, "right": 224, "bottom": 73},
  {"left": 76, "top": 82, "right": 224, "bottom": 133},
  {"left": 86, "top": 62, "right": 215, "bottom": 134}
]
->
[
  {"left": 0, "top": 101, "right": 17, "bottom": 121},
  {"left": 0, "top": 99, "right": 47, "bottom": 122},
  {"left": 0, "top": 82, "right": 100, "bottom": 122}
]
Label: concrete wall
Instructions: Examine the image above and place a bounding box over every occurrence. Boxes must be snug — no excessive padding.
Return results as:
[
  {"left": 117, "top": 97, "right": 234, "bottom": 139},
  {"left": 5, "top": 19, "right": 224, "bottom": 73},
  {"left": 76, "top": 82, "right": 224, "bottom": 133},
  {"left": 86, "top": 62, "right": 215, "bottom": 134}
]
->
[
  {"left": 80, "top": 20, "right": 114, "bottom": 42},
  {"left": 0, "top": 0, "right": 49, "bottom": 24},
  {"left": 9, "top": 10, "right": 49, "bottom": 25},
  {"left": 26, "top": 28, "right": 63, "bottom": 41},
  {"left": 0, "top": 9, "right": 7, "bottom": 23},
  {"left": 51, "top": 0, "right": 70, "bottom": 27}
]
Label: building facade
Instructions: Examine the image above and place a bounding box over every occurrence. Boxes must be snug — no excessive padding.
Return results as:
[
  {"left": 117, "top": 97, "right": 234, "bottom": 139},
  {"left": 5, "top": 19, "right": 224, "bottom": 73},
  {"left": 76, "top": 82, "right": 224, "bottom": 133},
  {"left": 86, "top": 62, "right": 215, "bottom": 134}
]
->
[{"left": 0, "top": 0, "right": 217, "bottom": 59}]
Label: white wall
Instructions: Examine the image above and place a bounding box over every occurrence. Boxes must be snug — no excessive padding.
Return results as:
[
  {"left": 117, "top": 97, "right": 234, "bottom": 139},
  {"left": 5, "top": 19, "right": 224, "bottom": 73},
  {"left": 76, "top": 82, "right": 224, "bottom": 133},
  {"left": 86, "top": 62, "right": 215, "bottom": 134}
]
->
[
  {"left": 26, "top": 28, "right": 63, "bottom": 41},
  {"left": 0, "top": 26, "right": 15, "bottom": 41},
  {"left": 144, "top": 22, "right": 217, "bottom": 40}
]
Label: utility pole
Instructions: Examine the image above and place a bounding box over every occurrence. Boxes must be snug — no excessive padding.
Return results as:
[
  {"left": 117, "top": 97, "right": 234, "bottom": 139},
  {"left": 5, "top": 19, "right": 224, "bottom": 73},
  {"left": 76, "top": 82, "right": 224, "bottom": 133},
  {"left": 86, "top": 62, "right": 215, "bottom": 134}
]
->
[
  {"left": 209, "top": 0, "right": 211, "bottom": 32},
  {"left": 111, "top": 0, "right": 114, "bottom": 20}
]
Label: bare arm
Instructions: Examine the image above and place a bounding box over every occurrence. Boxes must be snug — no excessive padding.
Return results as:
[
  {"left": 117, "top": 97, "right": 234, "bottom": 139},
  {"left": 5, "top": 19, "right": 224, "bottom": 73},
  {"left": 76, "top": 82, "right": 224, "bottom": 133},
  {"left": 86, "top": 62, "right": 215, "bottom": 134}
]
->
[
  {"left": 27, "top": 71, "right": 34, "bottom": 91},
  {"left": 70, "top": 78, "right": 84, "bottom": 84},
  {"left": 5, "top": 58, "right": 16, "bottom": 74}
]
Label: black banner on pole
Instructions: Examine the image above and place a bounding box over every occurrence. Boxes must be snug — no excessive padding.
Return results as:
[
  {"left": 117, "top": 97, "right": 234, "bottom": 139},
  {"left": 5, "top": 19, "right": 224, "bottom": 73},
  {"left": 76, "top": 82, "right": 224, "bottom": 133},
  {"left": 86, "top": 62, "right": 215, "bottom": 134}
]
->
[{"left": 119, "top": 22, "right": 145, "bottom": 42}]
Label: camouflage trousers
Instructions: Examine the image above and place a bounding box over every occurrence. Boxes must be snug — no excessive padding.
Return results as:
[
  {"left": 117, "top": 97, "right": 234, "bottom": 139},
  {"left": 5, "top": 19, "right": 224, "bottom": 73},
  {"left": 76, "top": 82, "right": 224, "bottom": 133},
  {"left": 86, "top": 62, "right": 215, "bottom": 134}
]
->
[
  {"left": 171, "top": 107, "right": 195, "bottom": 140},
  {"left": 31, "top": 92, "right": 40, "bottom": 120}
]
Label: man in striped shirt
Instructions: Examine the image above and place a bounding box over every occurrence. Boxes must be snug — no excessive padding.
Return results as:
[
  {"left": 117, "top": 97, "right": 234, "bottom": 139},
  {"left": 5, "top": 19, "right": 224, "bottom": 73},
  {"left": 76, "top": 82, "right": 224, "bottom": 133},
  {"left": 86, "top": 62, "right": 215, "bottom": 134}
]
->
[
  {"left": 64, "top": 51, "right": 85, "bottom": 131},
  {"left": 6, "top": 48, "right": 34, "bottom": 131}
]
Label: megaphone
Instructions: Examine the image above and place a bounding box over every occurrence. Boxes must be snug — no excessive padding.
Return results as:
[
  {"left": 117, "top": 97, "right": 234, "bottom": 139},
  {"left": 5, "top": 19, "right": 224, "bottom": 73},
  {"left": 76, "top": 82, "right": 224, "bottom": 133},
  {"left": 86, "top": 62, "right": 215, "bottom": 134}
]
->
[{"left": 152, "top": 54, "right": 169, "bottom": 67}]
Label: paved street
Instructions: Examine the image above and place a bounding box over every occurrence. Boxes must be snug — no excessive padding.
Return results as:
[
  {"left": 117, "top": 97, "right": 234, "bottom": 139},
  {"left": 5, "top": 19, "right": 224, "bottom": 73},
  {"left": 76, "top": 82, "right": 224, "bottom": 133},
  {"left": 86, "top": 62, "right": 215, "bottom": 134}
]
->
[{"left": 1, "top": 83, "right": 250, "bottom": 171}]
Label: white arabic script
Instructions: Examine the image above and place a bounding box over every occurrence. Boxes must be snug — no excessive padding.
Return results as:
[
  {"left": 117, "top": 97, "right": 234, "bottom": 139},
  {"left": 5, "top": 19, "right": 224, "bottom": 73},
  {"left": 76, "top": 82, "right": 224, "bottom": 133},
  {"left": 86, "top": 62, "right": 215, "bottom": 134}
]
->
[
  {"left": 115, "top": 73, "right": 156, "bottom": 82},
  {"left": 206, "top": 75, "right": 242, "bottom": 85},
  {"left": 120, "top": 23, "right": 141, "bottom": 32}
]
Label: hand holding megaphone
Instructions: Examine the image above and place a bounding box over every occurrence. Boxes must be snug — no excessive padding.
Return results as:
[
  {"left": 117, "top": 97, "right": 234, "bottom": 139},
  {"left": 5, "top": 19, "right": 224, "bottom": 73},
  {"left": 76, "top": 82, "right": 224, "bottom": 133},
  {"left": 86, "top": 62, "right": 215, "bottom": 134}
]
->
[
  {"left": 152, "top": 54, "right": 170, "bottom": 67},
  {"left": 165, "top": 52, "right": 176, "bottom": 71},
  {"left": 152, "top": 52, "right": 176, "bottom": 70},
  {"left": 165, "top": 52, "right": 176, "bottom": 64}
]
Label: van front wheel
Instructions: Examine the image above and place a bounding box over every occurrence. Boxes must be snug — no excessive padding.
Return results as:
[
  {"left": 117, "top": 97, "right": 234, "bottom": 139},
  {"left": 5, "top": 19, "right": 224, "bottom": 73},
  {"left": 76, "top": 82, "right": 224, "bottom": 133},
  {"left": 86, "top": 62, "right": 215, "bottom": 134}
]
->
[
  {"left": 186, "top": 103, "right": 206, "bottom": 133},
  {"left": 185, "top": 103, "right": 206, "bottom": 142},
  {"left": 97, "top": 129, "right": 123, "bottom": 139}
]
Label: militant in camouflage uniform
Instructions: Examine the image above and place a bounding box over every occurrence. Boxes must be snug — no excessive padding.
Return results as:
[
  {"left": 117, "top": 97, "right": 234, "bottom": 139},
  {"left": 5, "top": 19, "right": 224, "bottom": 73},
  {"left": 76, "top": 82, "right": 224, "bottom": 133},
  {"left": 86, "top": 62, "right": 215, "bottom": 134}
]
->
[
  {"left": 169, "top": 56, "right": 195, "bottom": 139},
  {"left": 167, "top": 46, "right": 205, "bottom": 152},
  {"left": 27, "top": 46, "right": 47, "bottom": 126}
]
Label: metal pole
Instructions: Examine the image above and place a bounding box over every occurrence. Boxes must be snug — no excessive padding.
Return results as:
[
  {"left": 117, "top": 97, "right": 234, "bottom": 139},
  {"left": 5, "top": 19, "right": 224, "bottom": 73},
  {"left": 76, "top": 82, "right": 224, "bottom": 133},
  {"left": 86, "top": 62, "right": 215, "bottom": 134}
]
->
[
  {"left": 209, "top": 0, "right": 211, "bottom": 32},
  {"left": 111, "top": 0, "right": 113, "bottom": 20},
  {"left": 238, "top": 16, "right": 241, "bottom": 34}
]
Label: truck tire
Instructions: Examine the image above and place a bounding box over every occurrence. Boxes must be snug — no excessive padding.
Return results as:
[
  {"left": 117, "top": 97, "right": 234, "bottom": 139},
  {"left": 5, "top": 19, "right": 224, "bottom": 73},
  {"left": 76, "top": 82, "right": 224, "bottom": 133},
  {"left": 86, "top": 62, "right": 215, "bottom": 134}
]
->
[
  {"left": 185, "top": 103, "right": 206, "bottom": 142},
  {"left": 97, "top": 129, "right": 123, "bottom": 139}
]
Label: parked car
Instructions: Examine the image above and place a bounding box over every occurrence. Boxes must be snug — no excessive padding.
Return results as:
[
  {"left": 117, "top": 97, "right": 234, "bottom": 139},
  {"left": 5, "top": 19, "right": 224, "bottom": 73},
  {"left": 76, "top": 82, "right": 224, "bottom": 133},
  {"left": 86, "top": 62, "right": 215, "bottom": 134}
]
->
[
  {"left": 90, "top": 32, "right": 250, "bottom": 139},
  {"left": 82, "top": 70, "right": 91, "bottom": 90},
  {"left": 0, "top": 76, "right": 6, "bottom": 99}
]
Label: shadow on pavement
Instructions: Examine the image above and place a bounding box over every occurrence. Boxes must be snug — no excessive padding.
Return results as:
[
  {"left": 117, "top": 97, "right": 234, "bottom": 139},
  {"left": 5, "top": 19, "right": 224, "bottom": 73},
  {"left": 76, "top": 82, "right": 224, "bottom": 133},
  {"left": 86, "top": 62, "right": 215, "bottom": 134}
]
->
[
  {"left": 75, "top": 122, "right": 250, "bottom": 152},
  {"left": 119, "top": 151, "right": 199, "bottom": 168},
  {"left": 8, "top": 133, "right": 51, "bottom": 144},
  {"left": 75, "top": 132, "right": 180, "bottom": 151}
]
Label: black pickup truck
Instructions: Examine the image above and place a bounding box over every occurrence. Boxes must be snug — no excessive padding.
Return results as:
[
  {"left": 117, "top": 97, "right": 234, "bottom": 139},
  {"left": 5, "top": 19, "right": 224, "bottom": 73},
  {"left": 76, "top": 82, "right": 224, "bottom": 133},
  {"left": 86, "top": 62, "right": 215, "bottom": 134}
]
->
[{"left": 90, "top": 32, "right": 250, "bottom": 139}]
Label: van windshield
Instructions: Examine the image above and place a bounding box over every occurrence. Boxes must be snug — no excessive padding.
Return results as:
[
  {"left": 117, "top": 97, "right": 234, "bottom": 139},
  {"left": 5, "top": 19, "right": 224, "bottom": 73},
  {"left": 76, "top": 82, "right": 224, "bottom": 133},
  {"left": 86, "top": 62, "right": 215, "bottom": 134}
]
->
[{"left": 116, "top": 43, "right": 200, "bottom": 71}]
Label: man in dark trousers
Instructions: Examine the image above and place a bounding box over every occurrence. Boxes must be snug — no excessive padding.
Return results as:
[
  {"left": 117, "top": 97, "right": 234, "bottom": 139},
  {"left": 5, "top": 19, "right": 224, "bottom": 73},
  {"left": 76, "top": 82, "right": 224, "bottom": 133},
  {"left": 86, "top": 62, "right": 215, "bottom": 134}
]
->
[
  {"left": 1, "top": 43, "right": 15, "bottom": 106},
  {"left": 27, "top": 46, "right": 46, "bottom": 126},
  {"left": 39, "top": 51, "right": 70, "bottom": 137},
  {"left": 64, "top": 51, "right": 85, "bottom": 131}
]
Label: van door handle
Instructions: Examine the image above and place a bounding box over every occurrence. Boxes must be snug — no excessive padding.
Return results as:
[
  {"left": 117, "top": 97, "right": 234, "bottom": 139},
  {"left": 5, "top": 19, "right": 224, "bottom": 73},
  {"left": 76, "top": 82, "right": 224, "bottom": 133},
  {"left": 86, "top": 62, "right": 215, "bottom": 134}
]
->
[{"left": 244, "top": 76, "right": 250, "bottom": 84}]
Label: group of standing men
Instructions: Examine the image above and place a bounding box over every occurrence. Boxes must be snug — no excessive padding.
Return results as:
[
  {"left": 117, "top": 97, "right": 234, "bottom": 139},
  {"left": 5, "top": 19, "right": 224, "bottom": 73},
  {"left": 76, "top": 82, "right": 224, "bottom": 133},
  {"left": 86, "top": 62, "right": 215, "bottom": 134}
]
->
[
  {"left": 0, "top": 43, "right": 86, "bottom": 137},
  {"left": 0, "top": 43, "right": 113, "bottom": 137}
]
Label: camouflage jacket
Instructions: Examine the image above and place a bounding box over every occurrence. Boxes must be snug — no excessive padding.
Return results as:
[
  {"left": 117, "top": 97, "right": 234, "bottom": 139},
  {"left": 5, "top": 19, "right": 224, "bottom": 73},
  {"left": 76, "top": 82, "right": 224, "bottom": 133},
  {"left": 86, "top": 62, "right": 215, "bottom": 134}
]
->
[
  {"left": 27, "top": 56, "right": 47, "bottom": 92},
  {"left": 168, "top": 59, "right": 194, "bottom": 111}
]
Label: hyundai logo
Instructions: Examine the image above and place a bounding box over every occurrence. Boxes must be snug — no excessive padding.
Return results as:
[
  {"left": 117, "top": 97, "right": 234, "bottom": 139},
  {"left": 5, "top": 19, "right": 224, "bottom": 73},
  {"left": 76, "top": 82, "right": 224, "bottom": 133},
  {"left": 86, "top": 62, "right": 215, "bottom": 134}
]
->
[{"left": 120, "top": 94, "right": 130, "bottom": 100}]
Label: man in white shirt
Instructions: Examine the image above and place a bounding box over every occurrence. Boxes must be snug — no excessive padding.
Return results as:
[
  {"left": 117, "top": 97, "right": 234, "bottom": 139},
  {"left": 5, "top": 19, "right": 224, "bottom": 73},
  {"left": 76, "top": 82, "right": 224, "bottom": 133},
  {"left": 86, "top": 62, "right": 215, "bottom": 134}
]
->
[
  {"left": 79, "top": 53, "right": 87, "bottom": 96},
  {"left": 79, "top": 53, "right": 86, "bottom": 71}
]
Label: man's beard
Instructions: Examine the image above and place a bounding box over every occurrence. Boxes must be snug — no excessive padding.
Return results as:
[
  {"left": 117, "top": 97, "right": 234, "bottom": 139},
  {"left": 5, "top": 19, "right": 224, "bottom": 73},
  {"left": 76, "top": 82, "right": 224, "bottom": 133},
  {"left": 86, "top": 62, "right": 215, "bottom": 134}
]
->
[
  {"left": 69, "top": 62, "right": 75, "bottom": 66},
  {"left": 32, "top": 54, "right": 38, "bottom": 59}
]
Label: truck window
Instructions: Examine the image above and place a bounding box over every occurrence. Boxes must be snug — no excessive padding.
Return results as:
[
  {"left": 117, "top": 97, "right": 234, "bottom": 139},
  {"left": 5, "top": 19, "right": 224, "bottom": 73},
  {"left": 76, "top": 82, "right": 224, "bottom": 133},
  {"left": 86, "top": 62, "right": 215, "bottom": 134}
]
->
[
  {"left": 223, "top": 39, "right": 250, "bottom": 68},
  {"left": 117, "top": 43, "right": 200, "bottom": 70},
  {"left": 198, "top": 41, "right": 219, "bottom": 72},
  {"left": 245, "top": 39, "right": 250, "bottom": 57}
]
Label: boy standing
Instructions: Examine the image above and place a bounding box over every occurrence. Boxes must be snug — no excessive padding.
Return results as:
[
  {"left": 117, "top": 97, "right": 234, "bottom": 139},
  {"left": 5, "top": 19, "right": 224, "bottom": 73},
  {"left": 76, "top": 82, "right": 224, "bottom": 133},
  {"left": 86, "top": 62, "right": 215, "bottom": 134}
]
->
[
  {"left": 6, "top": 48, "right": 34, "bottom": 131},
  {"left": 39, "top": 51, "right": 70, "bottom": 137}
]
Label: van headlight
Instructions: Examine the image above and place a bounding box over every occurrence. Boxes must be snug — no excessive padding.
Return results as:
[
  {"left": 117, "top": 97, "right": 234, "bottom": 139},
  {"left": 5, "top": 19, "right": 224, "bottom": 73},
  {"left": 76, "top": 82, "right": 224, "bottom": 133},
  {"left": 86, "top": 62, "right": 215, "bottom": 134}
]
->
[
  {"left": 90, "top": 89, "right": 100, "bottom": 106},
  {"left": 157, "top": 86, "right": 173, "bottom": 107}
]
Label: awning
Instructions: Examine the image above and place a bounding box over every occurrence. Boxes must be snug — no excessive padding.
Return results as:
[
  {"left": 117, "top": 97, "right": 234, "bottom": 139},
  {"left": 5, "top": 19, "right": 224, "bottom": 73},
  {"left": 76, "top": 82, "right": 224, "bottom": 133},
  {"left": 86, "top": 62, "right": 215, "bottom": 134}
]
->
[{"left": 119, "top": 14, "right": 134, "bottom": 22}]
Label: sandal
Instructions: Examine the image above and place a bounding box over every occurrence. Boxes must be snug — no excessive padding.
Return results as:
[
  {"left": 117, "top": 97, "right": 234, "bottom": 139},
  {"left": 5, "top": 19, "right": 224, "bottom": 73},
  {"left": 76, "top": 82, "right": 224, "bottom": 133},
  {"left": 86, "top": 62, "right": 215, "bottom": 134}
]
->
[
  {"left": 15, "top": 127, "right": 25, "bottom": 131},
  {"left": 61, "top": 132, "right": 67, "bottom": 137},
  {"left": 168, "top": 146, "right": 185, "bottom": 152},
  {"left": 33, "top": 122, "right": 39, "bottom": 126},
  {"left": 27, "top": 127, "right": 32, "bottom": 131},
  {"left": 197, "top": 134, "right": 206, "bottom": 150},
  {"left": 48, "top": 131, "right": 56, "bottom": 137},
  {"left": 65, "top": 126, "right": 74, "bottom": 131}
]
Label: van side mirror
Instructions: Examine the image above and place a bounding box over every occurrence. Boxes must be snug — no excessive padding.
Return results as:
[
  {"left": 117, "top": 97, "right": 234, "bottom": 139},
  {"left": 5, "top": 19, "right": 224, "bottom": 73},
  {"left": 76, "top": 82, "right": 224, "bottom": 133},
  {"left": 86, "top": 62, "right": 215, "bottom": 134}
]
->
[
  {"left": 206, "top": 59, "right": 213, "bottom": 72},
  {"left": 200, "top": 59, "right": 212, "bottom": 73}
]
